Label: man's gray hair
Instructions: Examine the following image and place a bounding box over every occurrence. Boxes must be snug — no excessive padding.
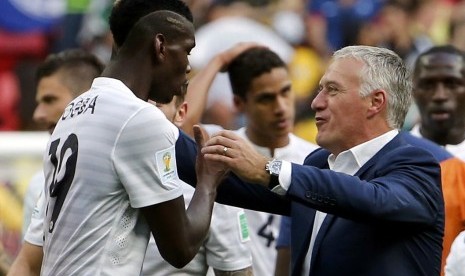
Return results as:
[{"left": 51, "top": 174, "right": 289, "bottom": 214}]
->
[{"left": 333, "top": 46, "right": 412, "bottom": 129}]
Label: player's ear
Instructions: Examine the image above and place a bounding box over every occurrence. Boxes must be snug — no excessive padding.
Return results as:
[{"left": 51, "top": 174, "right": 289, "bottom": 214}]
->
[
  {"left": 367, "top": 89, "right": 386, "bottom": 118},
  {"left": 154, "top": 33, "right": 166, "bottom": 62},
  {"left": 233, "top": 95, "right": 245, "bottom": 113},
  {"left": 175, "top": 102, "right": 188, "bottom": 124}
]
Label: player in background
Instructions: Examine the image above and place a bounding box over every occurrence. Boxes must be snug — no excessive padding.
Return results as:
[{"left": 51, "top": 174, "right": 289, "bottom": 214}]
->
[
  {"left": 181, "top": 46, "right": 318, "bottom": 275},
  {"left": 143, "top": 84, "right": 252, "bottom": 275}
]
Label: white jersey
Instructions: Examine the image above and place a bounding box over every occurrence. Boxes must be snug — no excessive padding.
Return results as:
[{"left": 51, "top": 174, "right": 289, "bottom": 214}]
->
[
  {"left": 41, "top": 77, "right": 184, "bottom": 275},
  {"left": 411, "top": 124, "right": 465, "bottom": 161},
  {"left": 142, "top": 184, "right": 252, "bottom": 275},
  {"left": 22, "top": 169, "right": 44, "bottom": 238},
  {"left": 445, "top": 230, "right": 465, "bottom": 276},
  {"left": 234, "top": 127, "right": 318, "bottom": 276},
  {"left": 24, "top": 188, "right": 46, "bottom": 246}
]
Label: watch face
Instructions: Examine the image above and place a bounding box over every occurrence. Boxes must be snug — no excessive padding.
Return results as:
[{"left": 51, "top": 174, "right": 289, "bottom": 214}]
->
[{"left": 269, "top": 160, "right": 282, "bottom": 175}]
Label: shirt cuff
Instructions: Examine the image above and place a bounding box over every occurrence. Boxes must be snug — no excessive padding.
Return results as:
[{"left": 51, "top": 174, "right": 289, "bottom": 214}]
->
[{"left": 271, "top": 160, "right": 292, "bottom": 195}]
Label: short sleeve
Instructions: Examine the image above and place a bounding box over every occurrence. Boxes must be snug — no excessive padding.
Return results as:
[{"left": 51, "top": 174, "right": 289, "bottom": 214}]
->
[
  {"left": 113, "top": 107, "right": 183, "bottom": 208},
  {"left": 24, "top": 190, "right": 46, "bottom": 246}
]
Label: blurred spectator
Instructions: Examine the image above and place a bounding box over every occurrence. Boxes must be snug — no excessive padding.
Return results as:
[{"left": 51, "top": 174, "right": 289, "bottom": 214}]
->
[
  {"left": 376, "top": 0, "right": 435, "bottom": 130},
  {"left": 305, "top": 0, "right": 384, "bottom": 60},
  {"left": 189, "top": 0, "right": 294, "bottom": 130},
  {"left": 0, "top": 0, "right": 64, "bottom": 130},
  {"left": 78, "top": 0, "right": 113, "bottom": 64},
  {"left": 449, "top": 1, "right": 465, "bottom": 51},
  {"left": 377, "top": 0, "right": 434, "bottom": 70},
  {"left": 51, "top": 0, "right": 92, "bottom": 52},
  {"left": 270, "top": 0, "right": 323, "bottom": 144}
]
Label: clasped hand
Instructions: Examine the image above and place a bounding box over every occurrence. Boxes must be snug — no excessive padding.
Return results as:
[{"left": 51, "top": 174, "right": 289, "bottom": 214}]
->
[{"left": 201, "top": 130, "right": 270, "bottom": 185}]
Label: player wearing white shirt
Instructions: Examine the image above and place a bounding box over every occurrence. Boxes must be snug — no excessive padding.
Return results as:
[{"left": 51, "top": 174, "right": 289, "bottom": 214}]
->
[
  {"left": 234, "top": 128, "right": 317, "bottom": 276},
  {"left": 411, "top": 125, "right": 465, "bottom": 161},
  {"left": 21, "top": 49, "right": 104, "bottom": 239},
  {"left": 141, "top": 94, "right": 252, "bottom": 275},
  {"left": 198, "top": 127, "right": 316, "bottom": 276},
  {"left": 42, "top": 77, "right": 186, "bottom": 274},
  {"left": 142, "top": 186, "right": 252, "bottom": 275},
  {"left": 19, "top": 76, "right": 252, "bottom": 276},
  {"left": 36, "top": 4, "right": 225, "bottom": 275},
  {"left": 445, "top": 230, "right": 465, "bottom": 276},
  {"left": 184, "top": 47, "right": 318, "bottom": 275}
]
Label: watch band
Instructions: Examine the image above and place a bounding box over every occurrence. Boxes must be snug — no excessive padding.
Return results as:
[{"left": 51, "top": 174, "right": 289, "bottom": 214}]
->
[
  {"left": 268, "top": 174, "right": 280, "bottom": 190},
  {"left": 266, "top": 159, "right": 281, "bottom": 190}
]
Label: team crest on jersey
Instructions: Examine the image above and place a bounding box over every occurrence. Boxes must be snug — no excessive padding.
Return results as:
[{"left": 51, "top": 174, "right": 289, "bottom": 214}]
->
[{"left": 156, "top": 145, "right": 178, "bottom": 183}]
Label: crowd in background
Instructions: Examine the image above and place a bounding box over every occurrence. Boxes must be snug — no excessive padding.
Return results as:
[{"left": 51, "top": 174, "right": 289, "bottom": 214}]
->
[
  {"left": 2, "top": 0, "right": 465, "bottom": 275},
  {"left": 2, "top": 0, "right": 465, "bottom": 133}
]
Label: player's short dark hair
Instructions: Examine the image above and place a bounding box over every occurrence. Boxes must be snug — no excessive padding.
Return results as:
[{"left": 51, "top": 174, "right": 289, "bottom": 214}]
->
[
  {"left": 109, "top": 0, "right": 193, "bottom": 47},
  {"left": 36, "top": 49, "right": 104, "bottom": 96},
  {"left": 413, "top": 45, "right": 465, "bottom": 76},
  {"left": 227, "top": 48, "right": 286, "bottom": 99}
]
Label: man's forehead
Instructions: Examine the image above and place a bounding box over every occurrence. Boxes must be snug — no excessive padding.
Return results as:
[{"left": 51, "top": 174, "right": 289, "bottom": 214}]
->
[{"left": 419, "top": 52, "right": 464, "bottom": 71}]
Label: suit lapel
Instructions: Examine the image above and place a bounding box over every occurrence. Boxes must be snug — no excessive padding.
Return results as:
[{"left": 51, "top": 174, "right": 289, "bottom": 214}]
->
[{"left": 305, "top": 134, "right": 405, "bottom": 273}]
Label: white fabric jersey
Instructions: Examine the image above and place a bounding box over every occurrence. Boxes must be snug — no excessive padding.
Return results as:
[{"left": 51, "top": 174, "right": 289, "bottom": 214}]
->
[
  {"left": 411, "top": 124, "right": 465, "bottom": 161},
  {"left": 445, "top": 230, "right": 465, "bottom": 276},
  {"left": 189, "top": 16, "right": 294, "bottom": 110},
  {"left": 142, "top": 183, "right": 252, "bottom": 275},
  {"left": 233, "top": 127, "right": 318, "bottom": 276},
  {"left": 24, "top": 189, "right": 46, "bottom": 246},
  {"left": 22, "top": 169, "right": 44, "bottom": 238},
  {"left": 40, "top": 77, "right": 183, "bottom": 275}
]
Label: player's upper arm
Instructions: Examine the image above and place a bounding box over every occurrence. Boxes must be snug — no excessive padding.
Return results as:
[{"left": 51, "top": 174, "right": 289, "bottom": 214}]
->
[{"left": 7, "top": 242, "right": 43, "bottom": 276}]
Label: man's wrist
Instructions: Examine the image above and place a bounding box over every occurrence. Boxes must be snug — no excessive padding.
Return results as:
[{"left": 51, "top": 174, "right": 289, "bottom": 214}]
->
[{"left": 265, "top": 159, "right": 282, "bottom": 190}]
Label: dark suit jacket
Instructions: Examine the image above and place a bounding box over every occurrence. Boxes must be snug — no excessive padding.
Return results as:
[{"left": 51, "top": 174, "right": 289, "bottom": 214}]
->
[{"left": 176, "top": 131, "right": 444, "bottom": 276}]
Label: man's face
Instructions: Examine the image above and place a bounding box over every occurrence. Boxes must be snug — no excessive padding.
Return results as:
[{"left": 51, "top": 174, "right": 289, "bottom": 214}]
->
[
  {"left": 235, "top": 67, "right": 294, "bottom": 143},
  {"left": 413, "top": 52, "right": 465, "bottom": 134},
  {"left": 149, "top": 23, "right": 195, "bottom": 104},
  {"left": 312, "top": 58, "right": 372, "bottom": 155},
  {"left": 33, "top": 73, "right": 74, "bottom": 134}
]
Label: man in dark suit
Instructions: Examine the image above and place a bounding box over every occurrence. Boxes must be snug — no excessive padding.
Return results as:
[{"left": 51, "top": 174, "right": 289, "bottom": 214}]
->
[{"left": 176, "top": 45, "right": 444, "bottom": 275}]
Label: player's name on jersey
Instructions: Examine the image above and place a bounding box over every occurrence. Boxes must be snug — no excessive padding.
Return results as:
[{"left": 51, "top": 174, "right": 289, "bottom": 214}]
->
[{"left": 62, "top": 95, "right": 98, "bottom": 120}]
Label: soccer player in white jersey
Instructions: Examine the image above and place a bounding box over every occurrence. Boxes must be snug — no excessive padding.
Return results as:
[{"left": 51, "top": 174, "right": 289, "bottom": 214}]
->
[
  {"left": 22, "top": 49, "right": 104, "bottom": 237},
  {"left": 8, "top": 49, "right": 104, "bottom": 276},
  {"left": 10, "top": 39, "right": 252, "bottom": 276},
  {"left": 143, "top": 92, "right": 252, "bottom": 275},
  {"left": 19, "top": 1, "right": 225, "bottom": 275},
  {"left": 181, "top": 47, "right": 318, "bottom": 275}
]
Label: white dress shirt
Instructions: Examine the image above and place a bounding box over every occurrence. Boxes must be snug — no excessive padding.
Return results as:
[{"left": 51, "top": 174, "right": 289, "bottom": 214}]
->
[{"left": 276, "top": 130, "right": 399, "bottom": 275}]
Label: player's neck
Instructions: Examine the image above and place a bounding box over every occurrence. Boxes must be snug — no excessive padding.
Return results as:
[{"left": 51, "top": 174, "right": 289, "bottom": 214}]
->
[
  {"left": 101, "top": 59, "right": 152, "bottom": 100},
  {"left": 245, "top": 128, "right": 290, "bottom": 154}
]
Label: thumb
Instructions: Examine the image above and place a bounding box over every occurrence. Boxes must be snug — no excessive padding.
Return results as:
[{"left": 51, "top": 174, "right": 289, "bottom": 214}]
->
[{"left": 193, "top": 125, "right": 205, "bottom": 150}]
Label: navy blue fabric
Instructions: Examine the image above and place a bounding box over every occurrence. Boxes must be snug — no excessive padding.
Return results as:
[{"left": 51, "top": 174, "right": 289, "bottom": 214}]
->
[
  {"left": 176, "top": 131, "right": 444, "bottom": 275},
  {"left": 401, "top": 131, "right": 453, "bottom": 162}
]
